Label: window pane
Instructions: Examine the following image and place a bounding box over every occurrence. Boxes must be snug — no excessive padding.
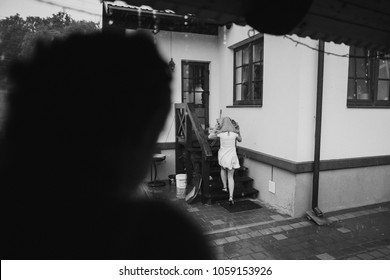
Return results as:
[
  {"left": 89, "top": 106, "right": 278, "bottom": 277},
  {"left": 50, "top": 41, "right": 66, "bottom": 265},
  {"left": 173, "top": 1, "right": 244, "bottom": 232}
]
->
[
  {"left": 356, "top": 80, "right": 370, "bottom": 100},
  {"left": 183, "top": 64, "right": 190, "bottom": 78},
  {"left": 252, "top": 62, "right": 262, "bottom": 81},
  {"left": 348, "top": 58, "right": 355, "bottom": 77},
  {"left": 243, "top": 47, "right": 249, "bottom": 65},
  {"left": 377, "top": 80, "right": 390, "bottom": 101},
  {"left": 235, "top": 84, "right": 242, "bottom": 101},
  {"left": 253, "top": 43, "right": 261, "bottom": 62},
  {"left": 347, "top": 79, "right": 355, "bottom": 99},
  {"left": 242, "top": 66, "right": 249, "bottom": 83},
  {"left": 183, "top": 91, "right": 194, "bottom": 103},
  {"left": 379, "top": 59, "right": 390, "bottom": 79},
  {"left": 183, "top": 79, "right": 191, "bottom": 91},
  {"left": 356, "top": 58, "right": 369, "bottom": 78},
  {"left": 253, "top": 81, "right": 261, "bottom": 99},
  {"left": 194, "top": 92, "right": 203, "bottom": 104},
  {"left": 235, "top": 50, "right": 242, "bottom": 66},
  {"left": 242, "top": 83, "right": 249, "bottom": 100},
  {"left": 235, "top": 67, "right": 242, "bottom": 84}
]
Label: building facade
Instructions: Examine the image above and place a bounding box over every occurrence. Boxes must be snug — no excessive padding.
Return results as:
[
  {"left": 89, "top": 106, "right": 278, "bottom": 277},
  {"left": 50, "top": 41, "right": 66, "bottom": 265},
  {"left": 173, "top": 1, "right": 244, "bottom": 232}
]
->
[
  {"left": 103, "top": 2, "right": 390, "bottom": 217},
  {"left": 151, "top": 22, "right": 390, "bottom": 217}
]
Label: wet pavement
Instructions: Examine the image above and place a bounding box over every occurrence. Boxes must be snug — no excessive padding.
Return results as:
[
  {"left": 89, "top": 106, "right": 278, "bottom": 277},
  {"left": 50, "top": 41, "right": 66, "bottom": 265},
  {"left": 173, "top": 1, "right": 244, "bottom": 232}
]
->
[{"left": 143, "top": 182, "right": 390, "bottom": 260}]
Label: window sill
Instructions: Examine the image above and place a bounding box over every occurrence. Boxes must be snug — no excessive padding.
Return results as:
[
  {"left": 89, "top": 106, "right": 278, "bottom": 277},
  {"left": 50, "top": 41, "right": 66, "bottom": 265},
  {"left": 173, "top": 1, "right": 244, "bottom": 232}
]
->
[
  {"left": 347, "top": 104, "right": 390, "bottom": 109},
  {"left": 227, "top": 104, "right": 262, "bottom": 108}
]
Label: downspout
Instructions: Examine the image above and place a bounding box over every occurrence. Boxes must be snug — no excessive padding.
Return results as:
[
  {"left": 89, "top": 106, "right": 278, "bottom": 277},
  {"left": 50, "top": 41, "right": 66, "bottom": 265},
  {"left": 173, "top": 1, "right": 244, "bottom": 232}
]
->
[{"left": 312, "top": 40, "right": 325, "bottom": 216}]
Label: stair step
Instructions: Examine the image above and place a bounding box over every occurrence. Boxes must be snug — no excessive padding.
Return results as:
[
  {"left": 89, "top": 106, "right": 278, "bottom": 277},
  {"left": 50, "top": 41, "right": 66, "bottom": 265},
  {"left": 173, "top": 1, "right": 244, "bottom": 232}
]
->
[
  {"left": 190, "top": 153, "right": 245, "bottom": 162},
  {"left": 209, "top": 165, "right": 248, "bottom": 174},
  {"left": 209, "top": 175, "right": 253, "bottom": 188},
  {"left": 176, "top": 134, "right": 256, "bottom": 204}
]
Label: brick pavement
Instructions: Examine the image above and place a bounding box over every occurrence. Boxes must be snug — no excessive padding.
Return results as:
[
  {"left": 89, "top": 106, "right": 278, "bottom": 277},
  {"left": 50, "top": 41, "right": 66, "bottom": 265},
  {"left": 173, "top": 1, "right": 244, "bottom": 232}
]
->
[
  {"left": 143, "top": 182, "right": 390, "bottom": 260},
  {"left": 181, "top": 199, "right": 390, "bottom": 260}
]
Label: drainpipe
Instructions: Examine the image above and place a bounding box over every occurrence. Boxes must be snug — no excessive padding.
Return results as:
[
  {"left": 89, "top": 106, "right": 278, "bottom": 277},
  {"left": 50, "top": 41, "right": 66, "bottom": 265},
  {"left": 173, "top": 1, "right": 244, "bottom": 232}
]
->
[{"left": 312, "top": 40, "right": 325, "bottom": 216}]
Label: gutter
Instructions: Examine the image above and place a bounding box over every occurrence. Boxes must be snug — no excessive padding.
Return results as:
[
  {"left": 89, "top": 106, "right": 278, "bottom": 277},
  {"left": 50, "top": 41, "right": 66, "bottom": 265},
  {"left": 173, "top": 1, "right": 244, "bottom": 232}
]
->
[
  {"left": 308, "top": 39, "right": 327, "bottom": 222},
  {"left": 312, "top": 40, "right": 324, "bottom": 209}
]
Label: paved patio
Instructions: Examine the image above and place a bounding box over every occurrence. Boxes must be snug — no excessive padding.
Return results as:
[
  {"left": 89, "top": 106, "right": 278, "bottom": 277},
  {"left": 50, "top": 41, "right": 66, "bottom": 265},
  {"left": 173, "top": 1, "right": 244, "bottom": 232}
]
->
[{"left": 142, "top": 182, "right": 390, "bottom": 260}]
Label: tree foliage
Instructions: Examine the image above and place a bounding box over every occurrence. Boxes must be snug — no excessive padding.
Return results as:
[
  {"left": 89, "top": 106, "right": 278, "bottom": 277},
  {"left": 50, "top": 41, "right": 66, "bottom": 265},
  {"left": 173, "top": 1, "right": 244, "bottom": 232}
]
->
[{"left": 0, "top": 12, "right": 100, "bottom": 82}]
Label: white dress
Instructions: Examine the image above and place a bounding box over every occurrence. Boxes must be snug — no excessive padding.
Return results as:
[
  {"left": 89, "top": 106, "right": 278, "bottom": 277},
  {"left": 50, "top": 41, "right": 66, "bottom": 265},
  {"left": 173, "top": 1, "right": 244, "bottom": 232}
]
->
[{"left": 217, "top": 132, "right": 240, "bottom": 170}]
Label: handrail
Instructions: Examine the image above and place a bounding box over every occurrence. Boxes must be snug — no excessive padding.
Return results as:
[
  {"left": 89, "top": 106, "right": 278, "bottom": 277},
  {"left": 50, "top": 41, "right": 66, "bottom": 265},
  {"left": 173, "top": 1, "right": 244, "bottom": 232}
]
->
[
  {"left": 174, "top": 102, "right": 213, "bottom": 202},
  {"left": 185, "top": 103, "right": 213, "bottom": 159},
  {"left": 175, "top": 103, "right": 187, "bottom": 143}
]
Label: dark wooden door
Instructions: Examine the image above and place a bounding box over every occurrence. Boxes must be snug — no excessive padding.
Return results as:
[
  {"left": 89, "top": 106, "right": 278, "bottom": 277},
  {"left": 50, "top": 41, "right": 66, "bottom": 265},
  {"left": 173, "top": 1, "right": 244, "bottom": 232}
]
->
[{"left": 182, "top": 61, "right": 210, "bottom": 130}]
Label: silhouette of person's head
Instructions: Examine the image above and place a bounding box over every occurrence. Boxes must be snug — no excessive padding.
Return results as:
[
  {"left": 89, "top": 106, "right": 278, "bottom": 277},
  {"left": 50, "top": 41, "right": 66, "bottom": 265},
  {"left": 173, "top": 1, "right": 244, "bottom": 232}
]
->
[
  {"left": 1, "top": 30, "right": 212, "bottom": 260},
  {"left": 2, "top": 30, "right": 171, "bottom": 202}
]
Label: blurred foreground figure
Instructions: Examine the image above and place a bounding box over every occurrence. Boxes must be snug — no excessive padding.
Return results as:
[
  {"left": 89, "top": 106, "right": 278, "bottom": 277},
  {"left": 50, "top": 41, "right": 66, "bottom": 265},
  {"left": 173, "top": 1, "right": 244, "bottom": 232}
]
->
[{"left": 1, "top": 31, "right": 212, "bottom": 259}]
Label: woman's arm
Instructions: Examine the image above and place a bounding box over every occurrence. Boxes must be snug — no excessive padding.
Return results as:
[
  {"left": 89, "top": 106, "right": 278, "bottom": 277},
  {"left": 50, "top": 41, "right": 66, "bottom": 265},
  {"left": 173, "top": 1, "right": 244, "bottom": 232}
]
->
[
  {"left": 208, "top": 133, "right": 218, "bottom": 139},
  {"left": 236, "top": 133, "right": 242, "bottom": 142},
  {"left": 208, "top": 129, "right": 218, "bottom": 139}
]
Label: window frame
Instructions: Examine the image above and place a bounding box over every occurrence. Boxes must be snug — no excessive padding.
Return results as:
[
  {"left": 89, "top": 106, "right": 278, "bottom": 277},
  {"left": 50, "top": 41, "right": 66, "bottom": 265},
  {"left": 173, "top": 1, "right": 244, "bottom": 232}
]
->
[
  {"left": 181, "top": 60, "right": 209, "bottom": 106},
  {"left": 232, "top": 37, "right": 264, "bottom": 107},
  {"left": 347, "top": 46, "right": 390, "bottom": 108}
]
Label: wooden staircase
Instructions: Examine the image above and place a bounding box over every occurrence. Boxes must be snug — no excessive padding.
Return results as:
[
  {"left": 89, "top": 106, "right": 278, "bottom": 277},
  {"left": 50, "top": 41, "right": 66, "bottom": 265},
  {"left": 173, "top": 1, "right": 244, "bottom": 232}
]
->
[{"left": 175, "top": 103, "right": 258, "bottom": 204}]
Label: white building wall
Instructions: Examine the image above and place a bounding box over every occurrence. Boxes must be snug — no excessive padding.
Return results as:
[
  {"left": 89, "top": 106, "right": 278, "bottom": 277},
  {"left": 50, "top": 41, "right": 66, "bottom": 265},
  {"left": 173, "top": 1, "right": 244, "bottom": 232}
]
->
[
  {"left": 321, "top": 43, "right": 390, "bottom": 160},
  {"left": 217, "top": 27, "right": 318, "bottom": 163},
  {"left": 318, "top": 165, "right": 390, "bottom": 212},
  {"left": 245, "top": 158, "right": 298, "bottom": 216},
  {"left": 132, "top": 26, "right": 390, "bottom": 163},
  {"left": 213, "top": 25, "right": 250, "bottom": 125},
  {"left": 263, "top": 35, "right": 318, "bottom": 162},
  {"left": 218, "top": 28, "right": 390, "bottom": 216},
  {"left": 296, "top": 38, "right": 318, "bottom": 162},
  {"left": 153, "top": 30, "right": 220, "bottom": 144},
  {"left": 219, "top": 29, "right": 390, "bottom": 162},
  {"left": 138, "top": 25, "right": 390, "bottom": 213}
]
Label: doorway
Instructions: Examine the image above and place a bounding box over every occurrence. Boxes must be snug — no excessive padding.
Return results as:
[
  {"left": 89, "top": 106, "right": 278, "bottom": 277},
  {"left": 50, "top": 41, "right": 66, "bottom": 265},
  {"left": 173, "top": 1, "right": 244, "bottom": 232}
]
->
[{"left": 181, "top": 61, "right": 210, "bottom": 130}]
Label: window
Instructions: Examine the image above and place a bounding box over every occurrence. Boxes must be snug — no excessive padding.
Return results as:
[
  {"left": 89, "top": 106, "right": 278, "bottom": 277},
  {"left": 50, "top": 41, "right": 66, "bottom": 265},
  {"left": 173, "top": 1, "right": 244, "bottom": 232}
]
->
[
  {"left": 233, "top": 38, "right": 263, "bottom": 106},
  {"left": 181, "top": 61, "right": 209, "bottom": 106},
  {"left": 347, "top": 46, "right": 390, "bottom": 108},
  {"left": 181, "top": 60, "right": 210, "bottom": 128}
]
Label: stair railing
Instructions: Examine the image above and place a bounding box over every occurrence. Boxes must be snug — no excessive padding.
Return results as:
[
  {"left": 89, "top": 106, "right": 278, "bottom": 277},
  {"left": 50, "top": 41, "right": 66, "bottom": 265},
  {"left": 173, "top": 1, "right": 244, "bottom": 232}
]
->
[{"left": 175, "top": 103, "right": 213, "bottom": 202}]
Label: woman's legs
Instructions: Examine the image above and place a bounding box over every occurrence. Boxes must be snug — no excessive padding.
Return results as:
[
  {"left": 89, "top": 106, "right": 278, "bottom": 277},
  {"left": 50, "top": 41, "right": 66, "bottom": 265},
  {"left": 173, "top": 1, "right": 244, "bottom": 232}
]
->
[
  {"left": 220, "top": 167, "right": 227, "bottom": 191},
  {"left": 227, "top": 169, "right": 235, "bottom": 204}
]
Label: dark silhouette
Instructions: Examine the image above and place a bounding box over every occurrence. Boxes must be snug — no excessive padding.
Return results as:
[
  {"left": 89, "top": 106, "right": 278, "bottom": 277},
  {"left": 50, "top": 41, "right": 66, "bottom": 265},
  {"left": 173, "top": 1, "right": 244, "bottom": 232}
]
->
[{"left": 1, "top": 30, "right": 212, "bottom": 259}]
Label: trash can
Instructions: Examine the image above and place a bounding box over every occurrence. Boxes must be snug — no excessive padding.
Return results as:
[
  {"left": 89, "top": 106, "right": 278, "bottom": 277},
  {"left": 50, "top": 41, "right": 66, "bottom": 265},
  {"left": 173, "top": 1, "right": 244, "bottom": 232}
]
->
[{"left": 175, "top": 174, "right": 187, "bottom": 199}]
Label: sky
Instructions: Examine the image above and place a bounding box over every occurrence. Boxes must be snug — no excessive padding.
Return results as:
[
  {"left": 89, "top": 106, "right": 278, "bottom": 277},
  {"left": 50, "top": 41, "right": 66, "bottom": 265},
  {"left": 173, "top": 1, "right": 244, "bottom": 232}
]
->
[{"left": 0, "top": 0, "right": 103, "bottom": 23}]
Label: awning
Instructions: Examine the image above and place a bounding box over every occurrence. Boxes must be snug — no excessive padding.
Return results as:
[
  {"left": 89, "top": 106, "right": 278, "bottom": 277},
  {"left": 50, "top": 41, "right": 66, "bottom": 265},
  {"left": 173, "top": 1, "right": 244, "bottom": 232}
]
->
[{"left": 103, "top": 0, "right": 390, "bottom": 51}]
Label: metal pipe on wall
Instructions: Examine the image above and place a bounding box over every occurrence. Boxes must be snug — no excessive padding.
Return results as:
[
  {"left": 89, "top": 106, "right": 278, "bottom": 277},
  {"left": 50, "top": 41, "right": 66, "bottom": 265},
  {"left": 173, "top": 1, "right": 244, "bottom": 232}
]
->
[{"left": 312, "top": 40, "right": 325, "bottom": 211}]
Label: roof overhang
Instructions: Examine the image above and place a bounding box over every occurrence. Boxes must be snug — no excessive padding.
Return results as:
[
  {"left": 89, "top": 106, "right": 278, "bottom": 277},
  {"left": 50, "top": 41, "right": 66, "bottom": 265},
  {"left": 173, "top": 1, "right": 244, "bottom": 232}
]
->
[
  {"left": 103, "top": 1, "right": 222, "bottom": 35},
  {"left": 103, "top": 0, "right": 390, "bottom": 51}
]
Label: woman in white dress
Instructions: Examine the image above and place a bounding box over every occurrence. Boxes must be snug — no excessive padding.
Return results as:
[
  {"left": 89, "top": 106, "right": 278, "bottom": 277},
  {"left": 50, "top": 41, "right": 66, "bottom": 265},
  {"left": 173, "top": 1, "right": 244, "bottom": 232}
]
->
[{"left": 209, "top": 117, "right": 242, "bottom": 205}]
